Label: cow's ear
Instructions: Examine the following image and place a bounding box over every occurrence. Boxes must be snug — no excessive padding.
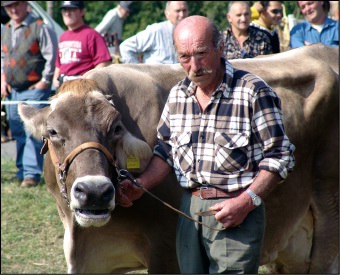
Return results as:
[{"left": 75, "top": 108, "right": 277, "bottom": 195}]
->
[
  {"left": 18, "top": 103, "right": 49, "bottom": 140},
  {"left": 115, "top": 131, "right": 153, "bottom": 173}
]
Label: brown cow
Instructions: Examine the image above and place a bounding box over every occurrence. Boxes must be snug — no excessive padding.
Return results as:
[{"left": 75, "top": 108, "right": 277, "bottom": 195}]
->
[{"left": 18, "top": 44, "right": 338, "bottom": 273}]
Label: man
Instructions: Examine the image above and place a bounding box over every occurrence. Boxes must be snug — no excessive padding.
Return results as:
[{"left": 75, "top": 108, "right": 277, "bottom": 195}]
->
[
  {"left": 53, "top": 1, "right": 112, "bottom": 89},
  {"left": 224, "top": 1, "right": 273, "bottom": 59},
  {"left": 1, "top": 1, "right": 57, "bottom": 187},
  {"left": 290, "top": 1, "right": 338, "bottom": 48},
  {"left": 250, "top": 1, "right": 284, "bottom": 53},
  {"left": 95, "top": 1, "right": 132, "bottom": 58},
  {"left": 119, "top": 15, "right": 295, "bottom": 273},
  {"left": 119, "top": 1, "right": 189, "bottom": 64}
]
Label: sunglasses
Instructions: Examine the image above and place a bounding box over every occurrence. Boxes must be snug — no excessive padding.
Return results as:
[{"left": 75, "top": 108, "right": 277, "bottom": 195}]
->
[{"left": 269, "top": 9, "right": 283, "bottom": 15}]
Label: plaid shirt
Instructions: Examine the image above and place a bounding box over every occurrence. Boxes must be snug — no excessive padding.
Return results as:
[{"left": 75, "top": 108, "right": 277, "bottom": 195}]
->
[
  {"left": 223, "top": 26, "right": 273, "bottom": 59},
  {"left": 154, "top": 59, "right": 295, "bottom": 191}
]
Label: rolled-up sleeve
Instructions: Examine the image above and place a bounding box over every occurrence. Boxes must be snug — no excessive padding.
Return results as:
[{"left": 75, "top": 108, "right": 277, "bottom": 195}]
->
[{"left": 253, "top": 88, "right": 296, "bottom": 179}]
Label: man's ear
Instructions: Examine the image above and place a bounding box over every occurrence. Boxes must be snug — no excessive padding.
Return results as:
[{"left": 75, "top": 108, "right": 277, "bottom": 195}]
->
[{"left": 164, "top": 10, "right": 170, "bottom": 20}]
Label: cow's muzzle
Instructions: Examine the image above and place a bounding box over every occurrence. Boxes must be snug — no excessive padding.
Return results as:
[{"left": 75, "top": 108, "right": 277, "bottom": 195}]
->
[{"left": 71, "top": 175, "right": 116, "bottom": 227}]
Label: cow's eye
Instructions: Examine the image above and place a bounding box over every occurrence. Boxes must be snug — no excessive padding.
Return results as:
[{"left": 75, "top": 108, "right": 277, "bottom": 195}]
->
[
  {"left": 114, "top": 125, "right": 123, "bottom": 135},
  {"left": 47, "top": 129, "right": 58, "bottom": 138}
]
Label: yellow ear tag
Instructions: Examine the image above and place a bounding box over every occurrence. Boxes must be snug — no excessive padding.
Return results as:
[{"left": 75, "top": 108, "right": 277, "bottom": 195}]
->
[{"left": 126, "top": 155, "right": 140, "bottom": 169}]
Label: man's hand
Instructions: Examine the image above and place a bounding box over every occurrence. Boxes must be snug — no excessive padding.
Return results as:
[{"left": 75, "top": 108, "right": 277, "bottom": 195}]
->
[
  {"left": 116, "top": 178, "right": 145, "bottom": 207},
  {"left": 209, "top": 193, "right": 254, "bottom": 228},
  {"left": 1, "top": 74, "right": 11, "bottom": 97}
]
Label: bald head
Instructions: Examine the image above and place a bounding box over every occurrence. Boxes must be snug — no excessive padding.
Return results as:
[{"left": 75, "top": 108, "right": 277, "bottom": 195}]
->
[{"left": 173, "top": 15, "right": 222, "bottom": 50}]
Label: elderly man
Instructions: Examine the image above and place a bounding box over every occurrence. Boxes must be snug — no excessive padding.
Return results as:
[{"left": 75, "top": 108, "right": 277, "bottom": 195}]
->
[
  {"left": 290, "top": 1, "right": 338, "bottom": 48},
  {"left": 119, "top": 15, "right": 295, "bottom": 273},
  {"left": 1, "top": 0, "right": 57, "bottom": 187},
  {"left": 119, "top": 1, "right": 189, "bottom": 64}
]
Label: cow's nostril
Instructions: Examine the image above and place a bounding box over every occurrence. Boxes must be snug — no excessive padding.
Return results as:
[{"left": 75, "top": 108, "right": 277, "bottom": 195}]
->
[
  {"left": 73, "top": 180, "right": 114, "bottom": 208},
  {"left": 102, "top": 185, "right": 115, "bottom": 203},
  {"left": 74, "top": 182, "right": 88, "bottom": 203}
]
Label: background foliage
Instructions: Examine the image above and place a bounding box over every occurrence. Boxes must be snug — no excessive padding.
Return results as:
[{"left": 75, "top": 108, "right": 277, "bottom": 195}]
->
[{"left": 35, "top": 1, "right": 301, "bottom": 40}]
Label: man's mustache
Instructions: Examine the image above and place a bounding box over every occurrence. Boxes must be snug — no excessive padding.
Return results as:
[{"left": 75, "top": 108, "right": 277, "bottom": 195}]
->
[{"left": 189, "top": 68, "right": 212, "bottom": 78}]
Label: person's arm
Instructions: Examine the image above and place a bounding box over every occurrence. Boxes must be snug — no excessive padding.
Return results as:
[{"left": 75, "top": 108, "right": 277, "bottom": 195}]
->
[
  {"left": 1, "top": 72, "right": 11, "bottom": 97},
  {"left": 290, "top": 24, "right": 305, "bottom": 48},
  {"left": 89, "top": 31, "right": 112, "bottom": 67},
  {"left": 210, "top": 87, "right": 295, "bottom": 228},
  {"left": 120, "top": 25, "right": 155, "bottom": 64},
  {"left": 118, "top": 155, "right": 172, "bottom": 207},
  {"left": 52, "top": 67, "right": 60, "bottom": 89},
  {"left": 210, "top": 170, "right": 281, "bottom": 228},
  {"left": 95, "top": 9, "right": 117, "bottom": 36},
  {"left": 32, "top": 22, "right": 58, "bottom": 90}
]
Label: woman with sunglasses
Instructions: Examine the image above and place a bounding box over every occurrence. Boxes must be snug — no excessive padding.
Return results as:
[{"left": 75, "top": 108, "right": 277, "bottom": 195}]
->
[{"left": 250, "top": 1, "right": 284, "bottom": 53}]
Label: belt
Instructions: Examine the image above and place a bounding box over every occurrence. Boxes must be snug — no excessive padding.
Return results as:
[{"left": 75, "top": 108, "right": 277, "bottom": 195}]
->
[{"left": 191, "top": 186, "right": 246, "bottom": 199}]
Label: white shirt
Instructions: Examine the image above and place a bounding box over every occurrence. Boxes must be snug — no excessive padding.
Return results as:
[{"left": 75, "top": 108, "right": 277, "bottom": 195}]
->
[
  {"left": 95, "top": 7, "right": 124, "bottom": 40},
  {"left": 119, "top": 20, "right": 179, "bottom": 64}
]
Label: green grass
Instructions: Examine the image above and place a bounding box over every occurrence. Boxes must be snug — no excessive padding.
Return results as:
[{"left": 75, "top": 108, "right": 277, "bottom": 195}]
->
[{"left": 1, "top": 159, "right": 67, "bottom": 274}]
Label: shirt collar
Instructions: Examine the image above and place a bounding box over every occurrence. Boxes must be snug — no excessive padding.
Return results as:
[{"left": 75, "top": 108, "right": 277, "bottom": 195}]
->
[
  {"left": 306, "top": 16, "right": 336, "bottom": 30},
  {"left": 9, "top": 12, "right": 36, "bottom": 29}
]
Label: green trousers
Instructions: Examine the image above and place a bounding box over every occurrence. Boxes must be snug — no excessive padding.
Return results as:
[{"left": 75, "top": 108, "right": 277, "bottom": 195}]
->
[{"left": 176, "top": 190, "right": 265, "bottom": 274}]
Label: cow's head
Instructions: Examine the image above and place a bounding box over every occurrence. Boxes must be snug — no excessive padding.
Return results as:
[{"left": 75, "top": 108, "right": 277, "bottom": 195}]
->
[{"left": 18, "top": 79, "right": 152, "bottom": 227}]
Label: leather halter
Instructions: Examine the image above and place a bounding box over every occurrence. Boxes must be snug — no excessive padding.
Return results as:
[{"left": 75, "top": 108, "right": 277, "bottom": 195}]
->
[
  {"left": 41, "top": 138, "right": 119, "bottom": 206},
  {"left": 40, "top": 139, "right": 224, "bottom": 231}
]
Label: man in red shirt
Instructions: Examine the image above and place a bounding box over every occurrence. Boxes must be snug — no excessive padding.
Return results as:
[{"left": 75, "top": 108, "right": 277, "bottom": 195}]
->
[{"left": 53, "top": 1, "right": 112, "bottom": 88}]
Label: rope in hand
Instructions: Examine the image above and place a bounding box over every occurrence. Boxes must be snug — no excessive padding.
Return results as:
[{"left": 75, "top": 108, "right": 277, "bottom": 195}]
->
[{"left": 118, "top": 169, "right": 224, "bottom": 231}]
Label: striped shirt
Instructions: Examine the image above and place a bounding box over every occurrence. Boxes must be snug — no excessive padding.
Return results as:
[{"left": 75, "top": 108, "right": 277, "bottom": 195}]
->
[{"left": 154, "top": 58, "right": 295, "bottom": 191}]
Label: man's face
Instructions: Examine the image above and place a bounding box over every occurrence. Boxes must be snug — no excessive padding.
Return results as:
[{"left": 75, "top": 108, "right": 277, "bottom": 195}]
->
[
  {"left": 4, "top": 1, "right": 28, "bottom": 24},
  {"left": 165, "top": 1, "right": 189, "bottom": 25},
  {"left": 175, "top": 27, "right": 222, "bottom": 89},
  {"left": 227, "top": 2, "right": 251, "bottom": 32},
  {"left": 119, "top": 5, "right": 130, "bottom": 19},
  {"left": 298, "top": 1, "right": 324, "bottom": 23},
  {"left": 264, "top": 1, "right": 283, "bottom": 26},
  {"left": 61, "top": 7, "right": 85, "bottom": 29}
]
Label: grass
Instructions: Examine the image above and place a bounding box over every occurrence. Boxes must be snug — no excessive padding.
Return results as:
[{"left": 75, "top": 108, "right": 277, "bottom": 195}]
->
[{"left": 1, "top": 159, "right": 67, "bottom": 274}]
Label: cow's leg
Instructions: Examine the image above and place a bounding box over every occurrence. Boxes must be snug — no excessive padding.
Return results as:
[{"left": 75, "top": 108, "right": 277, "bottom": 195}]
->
[
  {"left": 310, "top": 181, "right": 339, "bottom": 274},
  {"left": 264, "top": 209, "right": 313, "bottom": 273}
]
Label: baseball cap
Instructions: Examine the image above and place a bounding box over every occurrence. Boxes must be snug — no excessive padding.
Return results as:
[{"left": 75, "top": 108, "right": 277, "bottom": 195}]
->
[
  {"left": 119, "top": 1, "right": 133, "bottom": 13},
  {"left": 59, "top": 1, "right": 85, "bottom": 9},
  {"left": 1, "top": 1, "right": 19, "bottom": 7}
]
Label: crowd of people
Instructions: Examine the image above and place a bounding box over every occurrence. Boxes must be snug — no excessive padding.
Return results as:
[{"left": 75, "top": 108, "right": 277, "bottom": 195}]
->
[{"left": 0, "top": 1, "right": 337, "bottom": 272}]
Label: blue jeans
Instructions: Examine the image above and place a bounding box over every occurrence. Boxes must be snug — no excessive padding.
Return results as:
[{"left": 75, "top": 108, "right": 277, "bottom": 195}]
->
[{"left": 6, "top": 87, "right": 51, "bottom": 182}]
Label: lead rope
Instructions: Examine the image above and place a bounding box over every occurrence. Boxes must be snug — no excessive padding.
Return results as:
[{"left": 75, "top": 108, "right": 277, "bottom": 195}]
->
[{"left": 119, "top": 169, "right": 224, "bottom": 231}]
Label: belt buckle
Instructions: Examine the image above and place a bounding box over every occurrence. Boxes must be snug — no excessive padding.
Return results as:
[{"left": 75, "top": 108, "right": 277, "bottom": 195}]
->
[{"left": 199, "top": 186, "right": 209, "bottom": 200}]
